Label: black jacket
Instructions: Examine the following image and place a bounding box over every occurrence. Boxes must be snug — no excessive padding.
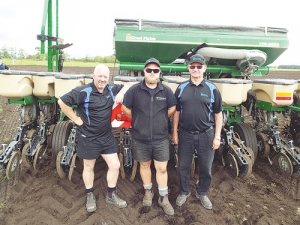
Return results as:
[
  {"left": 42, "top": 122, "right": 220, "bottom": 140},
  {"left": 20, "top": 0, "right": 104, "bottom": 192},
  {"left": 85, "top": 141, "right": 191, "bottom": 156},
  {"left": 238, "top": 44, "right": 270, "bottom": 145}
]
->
[{"left": 123, "top": 80, "right": 177, "bottom": 141}]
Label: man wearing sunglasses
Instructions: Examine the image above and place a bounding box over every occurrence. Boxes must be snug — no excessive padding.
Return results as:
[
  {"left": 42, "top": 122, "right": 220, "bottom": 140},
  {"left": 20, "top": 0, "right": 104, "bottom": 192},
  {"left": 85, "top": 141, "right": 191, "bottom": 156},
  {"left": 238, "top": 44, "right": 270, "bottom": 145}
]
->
[
  {"left": 122, "top": 58, "right": 177, "bottom": 215},
  {"left": 172, "top": 54, "right": 223, "bottom": 210}
]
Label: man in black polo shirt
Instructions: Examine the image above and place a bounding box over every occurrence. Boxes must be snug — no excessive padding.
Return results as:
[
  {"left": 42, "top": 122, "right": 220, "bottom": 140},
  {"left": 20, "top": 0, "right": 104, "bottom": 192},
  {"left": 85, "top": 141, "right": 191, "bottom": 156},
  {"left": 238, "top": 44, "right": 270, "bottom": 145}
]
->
[
  {"left": 172, "top": 54, "right": 223, "bottom": 210},
  {"left": 122, "top": 58, "right": 177, "bottom": 215},
  {"left": 58, "top": 64, "right": 128, "bottom": 213}
]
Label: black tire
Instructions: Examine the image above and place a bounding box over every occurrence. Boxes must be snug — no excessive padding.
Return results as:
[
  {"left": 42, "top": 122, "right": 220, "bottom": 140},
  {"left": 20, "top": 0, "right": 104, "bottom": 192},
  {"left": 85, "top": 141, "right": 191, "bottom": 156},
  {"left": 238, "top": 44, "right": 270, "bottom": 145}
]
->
[
  {"left": 51, "top": 121, "right": 73, "bottom": 168},
  {"left": 233, "top": 123, "right": 258, "bottom": 161}
]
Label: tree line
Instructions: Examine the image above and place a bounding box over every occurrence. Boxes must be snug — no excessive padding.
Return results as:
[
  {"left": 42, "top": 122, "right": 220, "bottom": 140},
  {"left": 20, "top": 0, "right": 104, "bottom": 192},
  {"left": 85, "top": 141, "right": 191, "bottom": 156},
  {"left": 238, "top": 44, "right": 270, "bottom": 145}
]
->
[
  {"left": 0, "top": 45, "right": 118, "bottom": 63},
  {"left": 1, "top": 45, "right": 299, "bottom": 68}
]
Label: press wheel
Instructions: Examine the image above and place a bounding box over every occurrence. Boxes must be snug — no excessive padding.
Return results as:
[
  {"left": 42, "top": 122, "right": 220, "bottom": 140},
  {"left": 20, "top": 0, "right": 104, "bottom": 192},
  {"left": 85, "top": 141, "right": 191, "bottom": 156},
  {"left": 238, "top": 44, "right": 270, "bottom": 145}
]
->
[
  {"left": 21, "top": 143, "right": 33, "bottom": 167},
  {"left": 52, "top": 121, "right": 73, "bottom": 168},
  {"left": 119, "top": 153, "right": 125, "bottom": 179},
  {"left": 225, "top": 153, "right": 239, "bottom": 177},
  {"left": 238, "top": 154, "right": 253, "bottom": 180},
  {"left": 6, "top": 151, "right": 20, "bottom": 180},
  {"left": 56, "top": 151, "right": 67, "bottom": 179},
  {"left": 33, "top": 145, "right": 46, "bottom": 170},
  {"left": 256, "top": 132, "right": 270, "bottom": 158},
  {"left": 129, "top": 160, "right": 138, "bottom": 181},
  {"left": 277, "top": 152, "right": 293, "bottom": 177},
  {"left": 233, "top": 123, "right": 258, "bottom": 161},
  {"left": 68, "top": 153, "right": 77, "bottom": 181}
]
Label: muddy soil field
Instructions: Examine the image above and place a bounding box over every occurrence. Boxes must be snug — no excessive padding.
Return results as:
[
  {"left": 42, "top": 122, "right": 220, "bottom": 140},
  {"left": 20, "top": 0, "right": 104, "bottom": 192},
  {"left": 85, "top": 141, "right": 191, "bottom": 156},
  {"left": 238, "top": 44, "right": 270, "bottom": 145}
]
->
[{"left": 0, "top": 66, "right": 300, "bottom": 225}]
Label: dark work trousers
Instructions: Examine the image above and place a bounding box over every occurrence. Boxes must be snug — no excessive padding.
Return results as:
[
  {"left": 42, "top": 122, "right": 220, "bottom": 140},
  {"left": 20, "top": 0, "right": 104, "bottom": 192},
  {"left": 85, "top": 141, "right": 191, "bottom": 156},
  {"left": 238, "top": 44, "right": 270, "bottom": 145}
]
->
[{"left": 178, "top": 128, "right": 215, "bottom": 196}]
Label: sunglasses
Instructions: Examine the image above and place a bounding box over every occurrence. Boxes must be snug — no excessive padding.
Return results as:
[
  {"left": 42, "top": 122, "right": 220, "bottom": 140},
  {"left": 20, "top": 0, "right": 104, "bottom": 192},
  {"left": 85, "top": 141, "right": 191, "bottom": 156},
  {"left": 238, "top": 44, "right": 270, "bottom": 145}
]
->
[
  {"left": 189, "top": 65, "right": 203, "bottom": 69},
  {"left": 145, "top": 68, "right": 160, "bottom": 73}
]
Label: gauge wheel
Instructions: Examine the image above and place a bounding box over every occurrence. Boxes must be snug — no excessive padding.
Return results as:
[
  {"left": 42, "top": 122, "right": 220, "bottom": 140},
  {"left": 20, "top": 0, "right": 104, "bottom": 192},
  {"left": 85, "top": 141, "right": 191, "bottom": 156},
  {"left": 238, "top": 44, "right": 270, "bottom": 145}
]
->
[
  {"left": 68, "top": 153, "right": 77, "bottom": 181},
  {"left": 233, "top": 123, "right": 258, "bottom": 161},
  {"left": 256, "top": 132, "right": 270, "bottom": 158},
  {"left": 56, "top": 151, "right": 67, "bottom": 179},
  {"left": 277, "top": 152, "right": 293, "bottom": 177},
  {"left": 225, "top": 153, "right": 239, "bottom": 177},
  {"left": 238, "top": 154, "right": 253, "bottom": 180},
  {"left": 6, "top": 151, "right": 20, "bottom": 180},
  {"left": 244, "top": 146, "right": 255, "bottom": 166},
  {"left": 191, "top": 157, "right": 195, "bottom": 178},
  {"left": 119, "top": 152, "right": 125, "bottom": 179},
  {"left": 47, "top": 124, "right": 56, "bottom": 149},
  {"left": 129, "top": 160, "right": 138, "bottom": 182},
  {"left": 52, "top": 121, "right": 73, "bottom": 168},
  {"left": 33, "top": 145, "right": 46, "bottom": 170},
  {"left": 21, "top": 143, "right": 33, "bottom": 167}
]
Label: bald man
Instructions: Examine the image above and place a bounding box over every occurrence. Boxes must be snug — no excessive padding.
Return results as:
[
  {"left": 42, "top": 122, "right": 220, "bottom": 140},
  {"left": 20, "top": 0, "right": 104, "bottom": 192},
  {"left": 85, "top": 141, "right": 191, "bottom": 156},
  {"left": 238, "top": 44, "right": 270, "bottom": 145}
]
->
[{"left": 58, "top": 64, "right": 128, "bottom": 212}]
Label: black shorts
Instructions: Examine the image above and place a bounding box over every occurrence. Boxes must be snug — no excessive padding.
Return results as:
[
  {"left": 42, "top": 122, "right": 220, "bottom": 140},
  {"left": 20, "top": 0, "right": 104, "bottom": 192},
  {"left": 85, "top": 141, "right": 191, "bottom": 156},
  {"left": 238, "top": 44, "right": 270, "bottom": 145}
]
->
[
  {"left": 131, "top": 138, "right": 170, "bottom": 162},
  {"left": 76, "top": 132, "right": 118, "bottom": 160}
]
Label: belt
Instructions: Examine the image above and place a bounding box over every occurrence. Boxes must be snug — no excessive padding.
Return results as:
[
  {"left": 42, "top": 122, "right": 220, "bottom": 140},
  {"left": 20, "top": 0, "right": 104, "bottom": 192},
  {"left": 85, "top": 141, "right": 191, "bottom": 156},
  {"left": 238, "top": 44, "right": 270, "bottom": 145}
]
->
[{"left": 180, "top": 126, "right": 213, "bottom": 135}]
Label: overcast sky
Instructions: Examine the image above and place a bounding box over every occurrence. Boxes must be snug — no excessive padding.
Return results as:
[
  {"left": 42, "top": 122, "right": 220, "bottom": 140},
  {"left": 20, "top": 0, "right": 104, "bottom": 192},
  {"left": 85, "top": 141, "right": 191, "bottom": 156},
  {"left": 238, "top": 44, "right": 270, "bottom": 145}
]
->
[{"left": 0, "top": 0, "right": 299, "bottom": 66}]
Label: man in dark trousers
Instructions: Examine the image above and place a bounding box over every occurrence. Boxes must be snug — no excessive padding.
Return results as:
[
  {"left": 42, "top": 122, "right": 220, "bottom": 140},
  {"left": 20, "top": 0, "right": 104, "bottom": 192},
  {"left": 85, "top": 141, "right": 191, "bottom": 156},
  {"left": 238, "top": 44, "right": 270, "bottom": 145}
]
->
[
  {"left": 172, "top": 54, "right": 223, "bottom": 210},
  {"left": 58, "top": 64, "right": 128, "bottom": 212},
  {"left": 122, "top": 58, "right": 177, "bottom": 215}
]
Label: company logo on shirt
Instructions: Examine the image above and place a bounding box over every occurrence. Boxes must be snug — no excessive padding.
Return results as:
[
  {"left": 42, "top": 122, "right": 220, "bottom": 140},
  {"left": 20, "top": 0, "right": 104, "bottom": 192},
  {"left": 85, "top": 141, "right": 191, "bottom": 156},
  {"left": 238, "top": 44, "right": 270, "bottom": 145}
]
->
[
  {"left": 200, "top": 93, "right": 208, "bottom": 97},
  {"left": 106, "top": 95, "right": 111, "bottom": 99},
  {"left": 156, "top": 97, "right": 166, "bottom": 101}
]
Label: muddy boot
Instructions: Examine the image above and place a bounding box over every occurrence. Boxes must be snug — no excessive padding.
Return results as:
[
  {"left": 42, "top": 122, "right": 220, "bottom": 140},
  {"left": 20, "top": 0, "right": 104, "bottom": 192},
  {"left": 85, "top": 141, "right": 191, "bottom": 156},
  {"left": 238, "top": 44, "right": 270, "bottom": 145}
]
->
[
  {"left": 176, "top": 192, "right": 191, "bottom": 206},
  {"left": 143, "top": 189, "right": 154, "bottom": 206},
  {"left": 86, "top": 192, "right": 97, "bottom": 212},
  {"left": 196, "top": 192, "right": 212, "bottom": 210},
  {"left": 105, "top": 191, "right": 127, "bottom": 208},
  {"left": 158, "top": 194, "right": 174, "bottom": 215}
]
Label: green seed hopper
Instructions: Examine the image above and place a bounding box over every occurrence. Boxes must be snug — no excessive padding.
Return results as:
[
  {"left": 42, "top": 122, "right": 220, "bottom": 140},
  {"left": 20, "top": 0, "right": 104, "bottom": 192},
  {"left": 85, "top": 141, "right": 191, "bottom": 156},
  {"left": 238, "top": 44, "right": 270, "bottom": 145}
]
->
[{"left": 114, "top": 19, "right": 289, "bottom": 78}]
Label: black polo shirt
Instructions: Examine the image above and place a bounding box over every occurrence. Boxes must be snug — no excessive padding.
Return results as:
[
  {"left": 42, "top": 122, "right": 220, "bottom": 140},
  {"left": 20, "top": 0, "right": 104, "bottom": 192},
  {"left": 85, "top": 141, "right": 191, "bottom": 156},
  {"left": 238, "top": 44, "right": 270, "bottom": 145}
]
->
[
  {"left": 60, "top": 81, "right": 123, "bottom": 139},
  {"left": 174, "top": 79, "right": 222, "bottom": 132}
]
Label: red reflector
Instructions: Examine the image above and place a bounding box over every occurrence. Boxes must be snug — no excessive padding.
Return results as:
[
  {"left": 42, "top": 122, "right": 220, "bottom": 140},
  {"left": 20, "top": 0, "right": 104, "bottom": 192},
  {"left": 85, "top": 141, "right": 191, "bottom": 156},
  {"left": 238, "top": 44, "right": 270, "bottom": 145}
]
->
[{"left": 276, "top": 97, "right": 292, "bottom": 100}]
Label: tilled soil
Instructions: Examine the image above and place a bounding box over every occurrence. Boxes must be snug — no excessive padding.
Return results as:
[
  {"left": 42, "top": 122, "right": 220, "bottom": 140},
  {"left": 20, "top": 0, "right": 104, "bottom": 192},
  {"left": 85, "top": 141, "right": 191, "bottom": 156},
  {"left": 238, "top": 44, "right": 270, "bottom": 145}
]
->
[{"left": 0, "top": 66, "right": 300, "bottom": 225}]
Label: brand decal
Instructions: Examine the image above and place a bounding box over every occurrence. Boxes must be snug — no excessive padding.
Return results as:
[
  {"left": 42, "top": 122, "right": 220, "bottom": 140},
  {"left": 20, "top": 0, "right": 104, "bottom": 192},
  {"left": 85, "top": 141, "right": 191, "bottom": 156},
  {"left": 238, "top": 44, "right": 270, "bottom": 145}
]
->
[
  {"left": 156, "top": 97, "right": 166, "bottom": 101},
  {"left": 126, "top": 34, "right": 156, "bottom": 41},
  {"left": 200, "top": 93, "right": 208, "bottom": 97}
]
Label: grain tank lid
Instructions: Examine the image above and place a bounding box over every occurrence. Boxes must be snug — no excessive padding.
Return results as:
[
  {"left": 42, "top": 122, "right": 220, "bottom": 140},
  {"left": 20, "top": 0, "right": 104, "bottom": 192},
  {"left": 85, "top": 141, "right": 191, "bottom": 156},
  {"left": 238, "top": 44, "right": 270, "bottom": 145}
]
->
[
  {"left": 114, "top": 76, "right": 137, "bottom": 82},
  {"left": 114, "top": 19, "right": 288, "bottom": 33},
  {"left": 0, "top": 70, "right": 34, "bottom": 75},
  {"left": 55, "top": 74, "right": 85, "bottom": 79},
  {"left": 162, "top": 76, "right": 189, "bottom": 83},
  {"left": 36, "top": 72, "right": 60, "bottom": 76},
  {"left": 135, "top": 77, "right": 144, "bottom": 81},
  {"left": 253, "top": 78, "right": 296, "bottom": 85},
  {"left": 210, "top": 78, "right": 247, "bottom": 84}
]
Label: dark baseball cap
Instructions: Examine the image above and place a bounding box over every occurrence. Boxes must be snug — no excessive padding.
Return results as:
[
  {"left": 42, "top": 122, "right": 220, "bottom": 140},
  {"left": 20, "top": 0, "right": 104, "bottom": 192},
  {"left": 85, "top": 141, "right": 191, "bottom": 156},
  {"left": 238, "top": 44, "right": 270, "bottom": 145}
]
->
[
  {"left": 144, "top": 58, "right": 160, "bottom": 68},
  {"left": 189, "top": 54, "right": 206, "bottom": 65}
]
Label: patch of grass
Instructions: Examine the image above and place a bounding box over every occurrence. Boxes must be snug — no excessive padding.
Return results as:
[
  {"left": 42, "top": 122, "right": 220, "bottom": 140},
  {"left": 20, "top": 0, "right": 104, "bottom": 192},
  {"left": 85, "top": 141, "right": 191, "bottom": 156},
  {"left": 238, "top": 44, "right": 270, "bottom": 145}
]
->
[
  {"left": 4, "top": 138, "right": 9, "bottom": 143},
  {"left": 0, "top": 202, "right": 9, "bottom": 209}
]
